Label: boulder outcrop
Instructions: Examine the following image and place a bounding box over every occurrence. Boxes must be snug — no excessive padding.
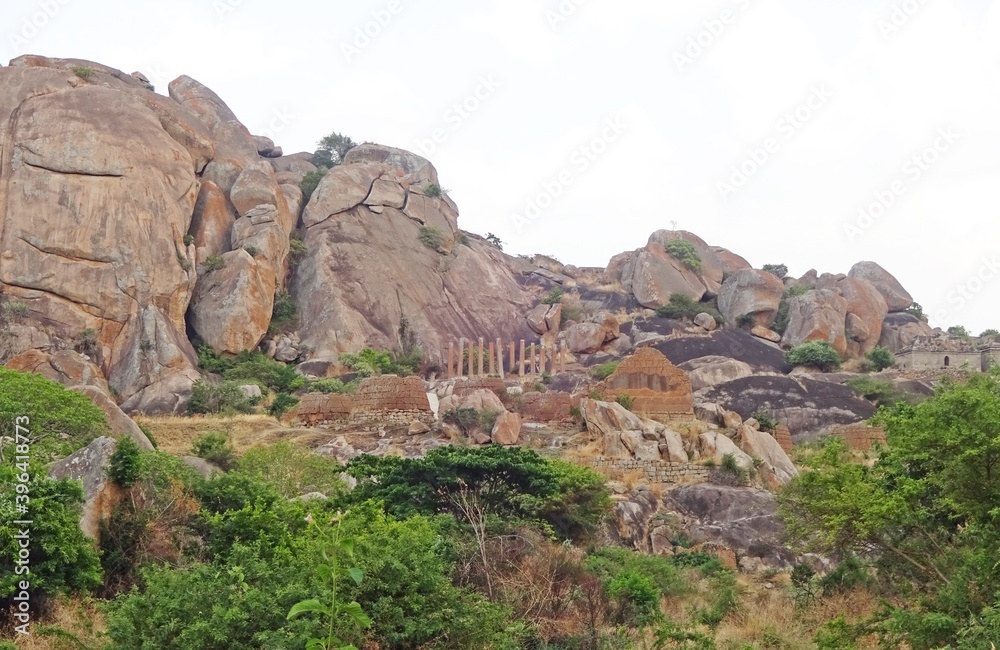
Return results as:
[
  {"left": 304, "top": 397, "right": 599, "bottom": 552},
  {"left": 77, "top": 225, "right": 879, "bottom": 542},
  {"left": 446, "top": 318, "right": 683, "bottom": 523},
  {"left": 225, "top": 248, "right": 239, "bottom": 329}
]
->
[
  {"left": 849, "top": 261, "right": 913, "bottom": 312},
  {"left": 718, "top": 269, "right": 785, "bottom": 327}
]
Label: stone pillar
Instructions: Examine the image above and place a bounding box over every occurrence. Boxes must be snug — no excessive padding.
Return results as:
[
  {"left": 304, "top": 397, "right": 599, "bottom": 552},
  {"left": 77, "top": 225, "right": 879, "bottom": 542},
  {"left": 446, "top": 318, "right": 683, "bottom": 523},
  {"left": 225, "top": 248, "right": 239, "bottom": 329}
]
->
[
  {"left": 459, "top": 339, "right": 466, "bottom": 377},
  {"left": 529, "top": 343, "right": 536, "bottom": 378},
  {"left": 509, "top": 342, "right": 516, "bottom": 377},
  {"left": 478, "top": 338, "right": 485, "bottom": 377},
  {"left": 448, "top": 342, "right": 455, "bottom": 379},
  {"left": 488, "top": 341, "right": 495, "bottom": 375},
  {"left": 540, "top": 346, "right": 547, "bottom": 376},
  {"left": 497, "top": 338, "right": 504, "bottom": 378},
  {"left": 519, "top": 340, "right": 525, "bottom": 377}
]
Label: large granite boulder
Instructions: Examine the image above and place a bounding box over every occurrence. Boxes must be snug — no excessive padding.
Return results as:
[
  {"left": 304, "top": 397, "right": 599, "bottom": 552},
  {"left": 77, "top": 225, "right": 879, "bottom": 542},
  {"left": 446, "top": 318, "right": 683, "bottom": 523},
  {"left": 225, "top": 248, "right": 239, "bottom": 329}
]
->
[
  {"left": 879, "top": 312, "right": 934, "bottom": 353},
  {"left": 0, "top": 58, "right": 206, "bottom": 413},
  {"left": 717, "top": 269, "right": 785, "bottom": 327},
  {"left": 678, "top": 355, "right": 753, "bottom": 392},
  {"left": 849, "top": 261, "right": 913, "bottom": 312},
  {"left": 48, "top": 436, "right": 120, "bottom": 540},
  {"left": 294, "top": 144, "right": 535, "bottom": 363},
  {"left": 781, "top": 289, "right": 849, "bottom": 355},
  {"left": 818, "top": 274, "right": 888, "bottom": 357}
]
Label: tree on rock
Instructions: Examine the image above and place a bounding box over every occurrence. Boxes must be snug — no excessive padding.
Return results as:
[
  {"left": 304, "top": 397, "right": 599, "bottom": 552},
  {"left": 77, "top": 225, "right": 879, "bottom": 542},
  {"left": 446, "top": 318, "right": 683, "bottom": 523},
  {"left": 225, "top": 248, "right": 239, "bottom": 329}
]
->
[{"left": 311, "top": 131, "right": 357, "bottom": 168}]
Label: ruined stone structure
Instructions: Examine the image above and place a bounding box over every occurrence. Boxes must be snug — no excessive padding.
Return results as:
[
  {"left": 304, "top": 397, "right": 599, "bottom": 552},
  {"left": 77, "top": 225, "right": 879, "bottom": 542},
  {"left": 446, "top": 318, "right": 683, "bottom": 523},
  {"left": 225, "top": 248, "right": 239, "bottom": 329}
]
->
[
  {"left": 895, "top": 336, "right": 992, "bottom": 371},
  {"left": 452, "top": 377, "right": 507, "bottom": 400},
  {"left": 283, "top": 375, "right": 433, "bottom": 429},
  {"left": 828, "top": 423, "right": 887, "bottom": 451},
  {"left": 601, "top": 348, "right": 694, "bottom": 421},
  {"left": 517, "top": 391, "right": 573, "bottom": 422},
  {"left": 588, "top": 456, "right": 711, "bottom": 485},
  {"left": 773, "top": 424, "right": 794, "bottom": 455}
]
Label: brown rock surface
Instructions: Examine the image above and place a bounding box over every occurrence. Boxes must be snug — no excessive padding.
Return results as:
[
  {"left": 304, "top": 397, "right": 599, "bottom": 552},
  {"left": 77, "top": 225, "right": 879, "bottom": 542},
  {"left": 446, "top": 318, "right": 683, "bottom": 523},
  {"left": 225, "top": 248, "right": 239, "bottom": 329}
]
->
[
  {"left": 781, "top": 289, "right": 849, "bottom": 355},
  {"left": 5, "top": 349, "right": 110, "bottom": 394},
  {"left": 750, "top": 326, "right": 782, "bottom": 343},
  {"left": 48, "top": 436, "right": 120, "bottom": 540},
  {"left": 189, "top": 250, "right": 274, "bottom": 354},
  {"left": 294, "top": 145, "right": 534, "bottom": 362},
  {"left": 718, "top": 269, "right": 785, "bottom": 327},
  {"left": 526, "top": 303, "right": 561, "bottom": 335},
  {"left": 566, "top": 323, "right": 607, "bottom": 354},
  {"left": 677, "top": 356, "right": 753, "bottom": 392},
  {"left": 517, "top": 391, "right": 572, "bottom": 422},
  {"left": 710, "top": 246, "right": 753, "bottom": 275},
  {"left": 818, "top": 274, "right": 888, "bottom": 357},
  {"left": 878, "top": 312, "right": 934, "bottom": 353},
  {"left": 0, "top": 60, "right": 204, "bottom": 412},
  {"left": 190, "top": 181, "right": 237, "bottom": 263},
  {"left": 491, "top": 411, "right": 522, "bottom": 445},
  {"left": 849, "top": 261, "right": 913, "bottom": 312}
]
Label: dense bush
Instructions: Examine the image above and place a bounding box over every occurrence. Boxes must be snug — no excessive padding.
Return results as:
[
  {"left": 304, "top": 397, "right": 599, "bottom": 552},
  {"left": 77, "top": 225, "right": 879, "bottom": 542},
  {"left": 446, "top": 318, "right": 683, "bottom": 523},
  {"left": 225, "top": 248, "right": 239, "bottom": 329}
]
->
[
  {"left": 750, "top": 411, "right": 777, "bottom": 432},
  {"left": 237, "top": 442, "right": 345, "bottom": 499},
  {"left": 339, "top": 347, "right": 421, "bottom": 377},
  {"left": 311, "top": 131, "right": 356, "bottom": 168},
  {"left": 268, "top": 289, "right": 297, "bottom": 335},
  {"left": 761, "top": 263, "right": 789, "bottom": 279},
  {"left": 108, "top": 437, "right": 142, "bottom": 488},
  {"left": 187, "top": 379, "right": 259, "bottom": 415},
  {"left": 267, "top": 392, "right": 299, "bottom": 418},
  {"left": 346, "top": 446, "right": 610, "bottom": 543},
  {"left": 541, "top": 287, "right": 564, "bottom": 305},
  {"left": 300, "top": 168, "right": 328, "bottom": 202},
  {"left": 0, "top": 466, "right": 103, "bottom": 611},
  {"left": 191, "top": 432, "right": 236, "bottom": 471},
  {"left": 418, "top": 226, "right": 446, "bottom": 251},
  {"left": 655, "top": 294, "right": 704, "bottom": 321},
  {"left": 785, "top": 340, "right": 841, "bottom": 372},
  {"left": 866, "top": 345, "right": 895, "bottom": 371},
  {"left": 0, "top": 368, "right": 109, "bottom": 463},
  {"left": 663, "top": 239, "right": 702, "bottom": 272}
]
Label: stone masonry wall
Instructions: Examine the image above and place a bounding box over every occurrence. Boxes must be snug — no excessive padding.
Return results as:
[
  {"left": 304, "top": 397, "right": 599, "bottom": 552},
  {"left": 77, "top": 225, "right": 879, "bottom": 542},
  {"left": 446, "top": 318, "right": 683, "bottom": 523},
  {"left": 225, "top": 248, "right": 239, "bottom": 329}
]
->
[
  {"left": 829, "top": 423, "right": 887, "bottom": 451},
  {"left": 588, "top": 456, "right": 711, "bottom": 485},
  {"left": 352, "top": 376, "right": 432, "bottom": 412}
]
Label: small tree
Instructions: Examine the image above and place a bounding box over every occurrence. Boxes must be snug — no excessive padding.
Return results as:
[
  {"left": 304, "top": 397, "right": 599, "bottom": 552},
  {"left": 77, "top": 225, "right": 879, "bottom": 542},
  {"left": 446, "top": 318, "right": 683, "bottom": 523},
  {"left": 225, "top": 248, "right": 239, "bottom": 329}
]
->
[
  {"left": 866, "top": 346, "right": 895, "bottom": 371},
  {"left": 948, "top": 325, "right": 971, "bottom": 339},
  {"left": 761, "top": 264, "right": 789, "bottom": 279},
  {"left": 786, "top": 340, "right": 842, "bottom": 372},
  {"left": 485, "top": 233, "right": 503, "bottom": 250},
  {"left": 311, "top": 132, "right": 357, "bottom": 168}
]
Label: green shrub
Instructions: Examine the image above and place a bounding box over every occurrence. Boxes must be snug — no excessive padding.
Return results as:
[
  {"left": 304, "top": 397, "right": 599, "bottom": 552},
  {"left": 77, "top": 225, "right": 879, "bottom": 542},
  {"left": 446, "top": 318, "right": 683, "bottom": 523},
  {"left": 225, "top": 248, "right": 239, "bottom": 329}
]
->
[
  {"left": 608, "top": 572, "right": 660, "bottom": 625},
  {"left": 443, "top": 407, "right": 480, "bottom": 435},
  {"left": 479, "top": 408, "right": 501, "bottom": 433},
  {"left": 737, "top": 313, "right": 757, "bottom": 330},
  {"left": 591, "top": 361, "right": 620, "bottom": 380},
  {"left": 73, "top": 66, "right": 95, "bottom": 79},
  {"left": 425, "top": 183, "right": 443, "bottom": 198},
  {"left": 300, "top": 168, "right": 328, "bottom": 202},
  {"left": 192, "top": 432, "right": 236, "bottom": 471},
  {"left": 268, "top": 289, "right": 297, "bottom": 335},
  {"left": 751, "top": 411, "right": 777, "bottom": 432},
  {"left": 187, "top": 380, "right": 259, "bottom": 416},
  {"left": 719, "top": 453, "right": 748, "bottom": 483},
  {"left": 905, "top": 302, "right": 925, "bottom": 319},
  {"left": 664, "top": 239, "right": 702, "bottom": 272},
  {"left": 76, "top": 327, "right": 99, "bottom": 358},
  {"left": 305, "top": 378, "right": 357, "bottom": 394},
  {"left": 980, "top": 328, "right": 1000, "bottom": 338},
  {"left": 771, "top": 285, "right": 809, "bottom": 335},
  {"left": 655, "top": 294, "right": 702, "bottom": 321},
  {"left": 0, "top": 368, "right": 109, "bottom": 463},
  {"left": 1, "top": 300, "right": 28, "bottom": 323},
  {"left": 236, "top": 442, "right": 344, "bottom": 499},
  {"left": 203, "top": 253, "right": 224, "bottom": 272},
  {"left": 615, "top": 394, "right": 635, "bottom": 411},
  {"left": 267, "top": 392, "right": 299, "bottom": 418},
  {"left": 846, "top": 377, "right": 902, "bottom": 406},
  {"left": 288, "top": 231, "right": 307, "bottom": 267},
  {"left": 215, "top": 350, "right": 306, "bottom": 394},
  {"left": 0, "top": 467, "right": 103, "bottom": 611},
  {"left": 485, "top": 232, "right": 503, "bottom": 250},
  {"left": 542, "top": 287, "right": 565, "bottom": 305},
  {"left": 947, "top": 325, "right": 970, "bottom": 339},
  {"left": 108, "top": 437, "right": 142, "bottom": 488},
  {"left": 418, "top": 226, "right": 446, "bottom": 251},
  {"left": 785, "top": 340, "right": 841, "bottom": 372},
  {"left": 762, "top": 263, "right": 789, "bottom": 279},
  {"left": 339, "top": 347, "right": 420, "bottom": 377},
  {"left": 584, "top": 547, "right": 687, "bottom": 599},
  {"left": 867, "top": 345, "right": 896, "bottom": 371},
  {"left": 243, "top": 245, "right": 260, "bottom": 257},
  {"left": 183, "top": 234, "right": 194, "bottom": 246}
]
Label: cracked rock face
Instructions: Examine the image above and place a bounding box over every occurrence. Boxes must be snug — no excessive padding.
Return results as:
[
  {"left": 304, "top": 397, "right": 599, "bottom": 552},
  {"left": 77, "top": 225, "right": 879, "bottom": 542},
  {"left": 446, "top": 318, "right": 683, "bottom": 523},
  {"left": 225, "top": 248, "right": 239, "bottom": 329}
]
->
[
  {"left": 0, "top": 59, "right": 204, "bottom": 412},
  {"left": 294, "top": 144, "right": 534, "bottom": 363}
]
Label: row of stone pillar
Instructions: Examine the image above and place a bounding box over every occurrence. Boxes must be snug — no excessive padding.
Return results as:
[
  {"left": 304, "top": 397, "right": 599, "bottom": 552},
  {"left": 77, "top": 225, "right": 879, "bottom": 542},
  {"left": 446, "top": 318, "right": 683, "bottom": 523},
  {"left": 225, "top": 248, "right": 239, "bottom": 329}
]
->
[{"left": 446, "top": 338, "right": 568, "bottom": 379}]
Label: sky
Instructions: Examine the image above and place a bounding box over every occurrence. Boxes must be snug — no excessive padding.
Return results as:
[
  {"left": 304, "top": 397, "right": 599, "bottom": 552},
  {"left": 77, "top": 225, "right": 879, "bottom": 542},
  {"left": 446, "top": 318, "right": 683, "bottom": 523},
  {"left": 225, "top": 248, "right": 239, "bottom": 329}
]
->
[{"left": 5, "top": 0, "right": 1000, "bottom": 332}]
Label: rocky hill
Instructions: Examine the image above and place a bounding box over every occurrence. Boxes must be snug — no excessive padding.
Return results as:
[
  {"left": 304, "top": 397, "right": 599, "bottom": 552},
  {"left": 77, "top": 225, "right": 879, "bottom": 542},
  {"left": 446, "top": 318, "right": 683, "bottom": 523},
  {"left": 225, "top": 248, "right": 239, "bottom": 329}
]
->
[{"left": 0, "top": 55, "right": 943, "bottom": 420}]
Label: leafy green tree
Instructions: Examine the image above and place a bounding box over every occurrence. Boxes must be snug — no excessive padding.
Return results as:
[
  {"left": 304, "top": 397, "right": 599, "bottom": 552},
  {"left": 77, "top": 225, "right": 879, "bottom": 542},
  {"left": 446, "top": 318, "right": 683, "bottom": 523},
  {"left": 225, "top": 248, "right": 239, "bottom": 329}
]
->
[
  {"left": 761, "top": 263, "right": 789, "bottom": 279},
  {"left": 979, "top": 328, "right": 1000, "bottom": 338},
  {"left": 785, "top": 340, "right": 841, "bottom": 372},
  {"left": 866, "top": 345, "right": 895, "bottom": 371},
  {"left": 0, "top": 368, "right": 109, "bottom": 463},
  {"left": 780, "top": 370, "right": 1000, "bottom": 648},
  {"left": 311, "top": 132, "right": 356, "bottom": 169},
  {"left": 947, "top": 325, "right": 970, "bottom": 339},
  {"left": 0, "top": 466, "right": 102, "bottom": 610}
]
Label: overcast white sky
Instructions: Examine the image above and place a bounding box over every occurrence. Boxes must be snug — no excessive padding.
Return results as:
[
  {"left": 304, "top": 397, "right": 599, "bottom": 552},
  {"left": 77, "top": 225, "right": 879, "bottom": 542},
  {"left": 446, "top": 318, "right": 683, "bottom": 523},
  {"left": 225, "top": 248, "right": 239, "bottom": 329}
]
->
[{"left": 6, "top": 0, "right": 1000, "bottom": 332}]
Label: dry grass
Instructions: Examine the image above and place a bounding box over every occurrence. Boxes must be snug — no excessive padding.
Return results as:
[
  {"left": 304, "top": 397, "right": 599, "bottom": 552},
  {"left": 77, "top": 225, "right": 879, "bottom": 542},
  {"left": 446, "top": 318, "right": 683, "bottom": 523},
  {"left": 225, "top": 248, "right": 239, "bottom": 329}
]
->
[
  {"left": 9, "top": 596, "right": 106, "bottom": 649},
  {"left": 135, "top": 414, "right": 330, "bottom": 457}
]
